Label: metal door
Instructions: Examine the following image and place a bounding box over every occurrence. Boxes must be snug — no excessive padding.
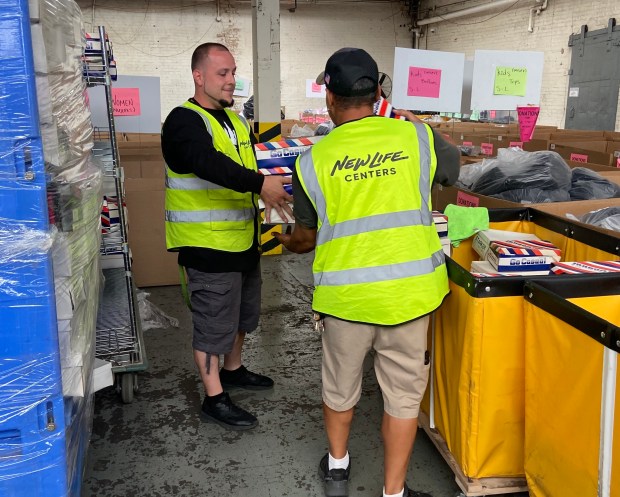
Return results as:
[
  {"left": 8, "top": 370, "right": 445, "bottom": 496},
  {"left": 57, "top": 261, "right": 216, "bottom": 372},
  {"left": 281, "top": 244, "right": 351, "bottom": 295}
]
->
[{"left": 566, "top": 18, "right": 620, "bottom": 130}]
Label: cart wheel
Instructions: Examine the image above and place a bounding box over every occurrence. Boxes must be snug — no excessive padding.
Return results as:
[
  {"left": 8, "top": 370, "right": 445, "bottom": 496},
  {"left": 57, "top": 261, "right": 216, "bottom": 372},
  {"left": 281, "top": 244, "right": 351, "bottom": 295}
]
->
[
  {"left": 132, "top": 374, "right": 139, "bottom": 394},
  {"left": 120, "top": 373, "right": 135, "bottom": 403}
]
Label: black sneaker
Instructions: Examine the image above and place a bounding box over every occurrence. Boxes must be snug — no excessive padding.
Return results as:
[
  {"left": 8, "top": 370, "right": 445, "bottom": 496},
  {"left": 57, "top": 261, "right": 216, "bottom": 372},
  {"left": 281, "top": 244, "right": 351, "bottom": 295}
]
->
[
  {"left": 378, "top": 483, "right": 432, "bottom": 497},
  {"left": 318, "top": 453, "right": 350, "bottom": 497},
  {"left": 220, "top": 365, "right": 274, "bottom": 390},
  {"left": 200, "top": 392, "right": 258, "bottom": 431}
]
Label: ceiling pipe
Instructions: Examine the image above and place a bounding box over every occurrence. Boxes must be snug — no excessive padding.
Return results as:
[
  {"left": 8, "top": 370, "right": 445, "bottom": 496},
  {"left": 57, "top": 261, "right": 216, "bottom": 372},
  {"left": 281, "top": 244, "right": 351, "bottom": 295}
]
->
[
  {"left": 528, "top": 0, "right": 548, "bottom": 33},
  {"left": 417, "top": 0, "right": 543, "bottom": 26}
]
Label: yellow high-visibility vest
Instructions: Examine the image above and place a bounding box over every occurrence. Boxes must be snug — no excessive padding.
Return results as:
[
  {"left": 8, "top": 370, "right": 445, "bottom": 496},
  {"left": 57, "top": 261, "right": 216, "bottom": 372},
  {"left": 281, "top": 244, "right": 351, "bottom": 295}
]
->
[
  {"left": 296, "top": 116, "right": 448, "bottom": 325},
  {"left": 165, "top": 101, "right": 258, "bottom": 252}
]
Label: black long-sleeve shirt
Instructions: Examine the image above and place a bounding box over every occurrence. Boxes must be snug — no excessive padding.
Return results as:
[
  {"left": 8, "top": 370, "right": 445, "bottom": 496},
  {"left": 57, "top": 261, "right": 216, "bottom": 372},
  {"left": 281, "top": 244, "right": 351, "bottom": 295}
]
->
[{"left": 161, "top": 99, "right": 263, "bottom": 273}]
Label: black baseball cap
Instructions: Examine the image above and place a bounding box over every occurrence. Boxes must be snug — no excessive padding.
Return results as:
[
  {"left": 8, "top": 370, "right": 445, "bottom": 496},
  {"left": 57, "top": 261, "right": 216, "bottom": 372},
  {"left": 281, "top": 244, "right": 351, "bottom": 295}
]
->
[{"left": 316, "top": 48, "right": 378, "bottom": 97}]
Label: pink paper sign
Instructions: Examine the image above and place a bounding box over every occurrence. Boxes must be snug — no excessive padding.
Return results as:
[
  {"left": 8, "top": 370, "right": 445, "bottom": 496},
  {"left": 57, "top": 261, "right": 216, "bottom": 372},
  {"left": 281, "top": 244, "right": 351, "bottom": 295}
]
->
[
  {"left": 407, "top": 67, "right": 441, "bottom": 98},
  {"left": 457, "top": 191, "right": 480, "bottom": 207},
  {"left": 617, "top": 157, "right": 620, "bottom": 168},
  {"left": 517, "top": 106, "right": 540, "bottom": 142},
  {"left": 481, "top": 143, "right": 494, "bottom": 156},
  {"left": 311, "top": 82, "right": 322, "bottom": 93},
  {"left": 570, "top": 153, "right": 589, "bottom": 163},
  {"left": 462, "top": 141, "right": 473, "bottom": 146},
  {"left": 510, "top": 141, "right": 524, "bottom": 148},
  {"left": 112, "top": 88, "right": 141, "bottom": 116}
]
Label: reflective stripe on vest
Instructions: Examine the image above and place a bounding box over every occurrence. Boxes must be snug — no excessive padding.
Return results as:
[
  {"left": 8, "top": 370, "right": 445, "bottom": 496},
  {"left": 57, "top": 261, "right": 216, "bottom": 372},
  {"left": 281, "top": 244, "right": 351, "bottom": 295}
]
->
[
  {"left": 165, "top": 176, "right": 224, "bottom": 191},
  {"left": 316, "top": 249, "right": 445, "bottom": 287},
  {"left": 165, "top": 209, "right": 253, "bottom": 223}
]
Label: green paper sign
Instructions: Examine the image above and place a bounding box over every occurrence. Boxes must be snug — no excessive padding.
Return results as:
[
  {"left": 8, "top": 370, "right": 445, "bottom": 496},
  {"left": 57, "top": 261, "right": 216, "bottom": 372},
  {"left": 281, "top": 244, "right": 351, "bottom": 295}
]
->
[{"left": 494, "top": 66, "right": 527, "bottom": 96}]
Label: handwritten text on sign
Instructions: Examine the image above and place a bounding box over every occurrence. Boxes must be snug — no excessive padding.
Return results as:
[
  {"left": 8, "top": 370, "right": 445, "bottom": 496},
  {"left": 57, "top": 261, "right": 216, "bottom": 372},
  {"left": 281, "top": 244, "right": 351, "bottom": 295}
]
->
[
  {"left": 407, "top": 67, "right": 442, "bottom": 98},
  {"left": 494, "top": 66, "right": 527, "bottom": 96},
  {"left": 457, "top": 191, "right": 480, "bottom": 207},
  {"left": 570, "top": 153, "right": 589, "bottom": 163},
  {"left": 112, "top": 88, "right": 141, "bottom": 116},
  {"left": 517, "top": 106, "right": 540, "bottom": 142}
]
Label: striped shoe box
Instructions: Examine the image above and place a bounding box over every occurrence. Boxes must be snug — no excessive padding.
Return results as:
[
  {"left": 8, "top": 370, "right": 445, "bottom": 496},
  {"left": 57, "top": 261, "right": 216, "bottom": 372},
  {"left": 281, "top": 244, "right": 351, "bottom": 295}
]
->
[
  {"left": 374, "top": 97, "right": 407, "bottom": 120},
  {"left": 550, "top": 261, "right": 620, "bottom": 274},
  {"left": 489, "top": 239, "right": 562, "bottom": 262},
  {"left": 432, "top": 211, "right": 448, "bottom": 238},
  {"left": 487, "top": 242, "right": 554, "bottom": 273}
]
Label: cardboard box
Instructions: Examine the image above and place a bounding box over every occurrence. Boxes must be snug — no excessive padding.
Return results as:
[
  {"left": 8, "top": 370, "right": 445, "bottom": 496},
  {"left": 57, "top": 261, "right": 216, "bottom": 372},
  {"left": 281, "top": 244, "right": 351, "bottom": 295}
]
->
[
  {"left": 531, "top": 197, "right": 620, "bottom": 240},
  {"left": 551, "top": 260, "right": 620, "bottom": 274},
  {"left": 433, "top": 160, "right": 620, "bottom": 211},
  {"left": 125, "top": 178, "right": 179, "bottom": 287}
]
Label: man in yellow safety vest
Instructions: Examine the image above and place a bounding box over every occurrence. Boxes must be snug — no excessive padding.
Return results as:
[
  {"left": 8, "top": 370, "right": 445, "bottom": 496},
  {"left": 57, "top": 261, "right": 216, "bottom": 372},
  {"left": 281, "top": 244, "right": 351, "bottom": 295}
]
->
[
  {"left": 275, "top": 47, "right": 460, "bottom": 497},
  {"left": 162, "top": 42, "right": 292, "bottom": 431}
]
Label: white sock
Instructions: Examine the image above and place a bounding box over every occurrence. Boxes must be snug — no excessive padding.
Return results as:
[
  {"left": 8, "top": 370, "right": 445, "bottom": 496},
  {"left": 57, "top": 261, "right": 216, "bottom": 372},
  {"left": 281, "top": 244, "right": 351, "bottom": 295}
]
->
[
  {"left": 328, "top": 451, "right": 349, "bottom": 470},
  {"left": 383, "top": 487, "right": 405, "bottom": 497}
]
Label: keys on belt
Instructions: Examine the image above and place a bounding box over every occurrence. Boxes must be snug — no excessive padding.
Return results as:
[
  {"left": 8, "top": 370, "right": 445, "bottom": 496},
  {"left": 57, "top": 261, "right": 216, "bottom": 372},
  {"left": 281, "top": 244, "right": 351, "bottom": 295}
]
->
[{"left": 313, "top": 313, "right": 324, "bottom": 333}]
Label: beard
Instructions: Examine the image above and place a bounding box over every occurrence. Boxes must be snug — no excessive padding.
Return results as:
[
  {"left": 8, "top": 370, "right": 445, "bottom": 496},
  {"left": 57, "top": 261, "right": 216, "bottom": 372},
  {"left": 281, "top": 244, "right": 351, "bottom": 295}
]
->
[{"left": 218, "top": 97, "right": 234, "bottom": 108}]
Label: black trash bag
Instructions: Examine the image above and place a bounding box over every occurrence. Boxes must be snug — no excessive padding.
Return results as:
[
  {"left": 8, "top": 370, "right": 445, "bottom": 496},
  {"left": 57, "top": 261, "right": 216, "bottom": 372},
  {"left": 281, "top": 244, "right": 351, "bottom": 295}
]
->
[
  {"left": 470, "top": 149, "right": 572, "bottom": 198},
  {"left": 242, "top": 96, "right": 285, "bottom": 120},
  {"left": 580, "top": 207, "right": 620, "bottom": 232},
  {"left": 569, "top": 167, "right": 620, "bottom": 200}
]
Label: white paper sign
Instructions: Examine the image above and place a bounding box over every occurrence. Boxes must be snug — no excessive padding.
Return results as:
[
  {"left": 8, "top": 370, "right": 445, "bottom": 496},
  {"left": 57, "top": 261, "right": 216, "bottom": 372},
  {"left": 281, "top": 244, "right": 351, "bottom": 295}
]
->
[
  {"left": 306, "top": 79, "right": 326, "bottom": 98},
  {"left": 569, "top": 87, "right": 579, "bottom": 97},
  {"left": 392, "top": 48, "right": 464, "bottom": 112},
  {"left": 470, "top": 50, "right": 544, "bottom": 110}
]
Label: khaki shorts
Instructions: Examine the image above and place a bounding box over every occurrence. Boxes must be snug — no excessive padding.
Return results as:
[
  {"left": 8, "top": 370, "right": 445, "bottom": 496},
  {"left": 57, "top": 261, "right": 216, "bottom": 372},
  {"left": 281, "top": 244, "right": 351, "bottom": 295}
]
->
[{"left": 321, "top": 315, "right": 430, "bottom": 419}]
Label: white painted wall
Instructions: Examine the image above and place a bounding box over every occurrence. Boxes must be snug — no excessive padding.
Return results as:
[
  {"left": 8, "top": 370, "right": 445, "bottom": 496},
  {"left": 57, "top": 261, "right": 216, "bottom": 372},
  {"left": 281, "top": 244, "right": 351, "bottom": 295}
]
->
[
  {"left": 77, "top": 0, "right": 413, "bottom": 123},
  {"left": 418, "top": 0, "right": 620, "bottom": 129}
]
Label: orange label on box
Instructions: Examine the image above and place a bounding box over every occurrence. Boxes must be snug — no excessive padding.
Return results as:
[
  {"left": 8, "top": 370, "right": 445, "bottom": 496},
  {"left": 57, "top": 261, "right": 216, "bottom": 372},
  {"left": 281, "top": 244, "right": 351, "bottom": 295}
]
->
[
  {"left": 457, "top": 191, "right": 480, "bottom": 207},
  {"left": 570, "top": 153, "right": 588, "bottom": 163},
  {"left": 481, "top": 143, "right": 494, "bottom": 155},
  {"left": 462, "top": 141, "right": 473, "bottom": 146},
  {"left": 510, "top": 141, "right": 523, "bottom": 148}
]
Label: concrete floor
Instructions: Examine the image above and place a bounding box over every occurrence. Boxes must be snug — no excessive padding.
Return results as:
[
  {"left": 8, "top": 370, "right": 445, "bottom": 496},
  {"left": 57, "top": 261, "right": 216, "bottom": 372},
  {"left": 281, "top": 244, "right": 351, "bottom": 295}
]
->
[{"left": 82, "top": 253, "right": 526, "bottom": 497}]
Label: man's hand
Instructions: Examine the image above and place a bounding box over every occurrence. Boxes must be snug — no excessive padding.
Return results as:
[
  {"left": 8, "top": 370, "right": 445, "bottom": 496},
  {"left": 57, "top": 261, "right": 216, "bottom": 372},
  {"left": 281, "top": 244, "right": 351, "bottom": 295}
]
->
[
  {"left": 261, "top": 175, "right": 293, "bottom": 223},
  {"left": 393, "top": 108, "right": 423, "bottom": 123},
  {"left": 273, "top": 223, "right": 317, "bottom": 254}
]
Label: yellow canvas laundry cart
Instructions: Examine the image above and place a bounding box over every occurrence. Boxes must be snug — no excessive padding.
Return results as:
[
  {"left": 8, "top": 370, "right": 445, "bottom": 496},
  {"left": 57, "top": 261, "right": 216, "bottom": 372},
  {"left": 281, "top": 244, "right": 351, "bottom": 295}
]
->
[
  {"left": 523, "top": 278, "right": 620, "bottom": 497},
  {"left": 421, "top": 207, "right": 620, "bottom": 496}
]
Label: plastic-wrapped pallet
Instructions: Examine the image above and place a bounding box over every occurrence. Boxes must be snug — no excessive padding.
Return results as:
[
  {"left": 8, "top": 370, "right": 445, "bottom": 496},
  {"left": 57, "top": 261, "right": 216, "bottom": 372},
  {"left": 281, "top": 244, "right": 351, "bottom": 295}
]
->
[{"left": 0, "top": 0, "right": 104, "bottom": 495}]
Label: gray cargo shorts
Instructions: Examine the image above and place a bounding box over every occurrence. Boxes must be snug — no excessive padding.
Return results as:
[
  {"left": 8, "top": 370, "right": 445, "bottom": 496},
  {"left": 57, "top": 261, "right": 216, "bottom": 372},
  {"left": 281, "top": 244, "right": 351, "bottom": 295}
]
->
[{"left": 186, "top": 265, "right": 261, "bottom": 355}]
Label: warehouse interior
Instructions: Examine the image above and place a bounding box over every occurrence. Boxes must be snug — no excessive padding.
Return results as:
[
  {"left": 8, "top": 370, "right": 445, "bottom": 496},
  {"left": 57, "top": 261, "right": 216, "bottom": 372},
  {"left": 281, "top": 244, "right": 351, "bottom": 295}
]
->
[{"left": 1, "top": 1, "right": 620, "bottom": 497}]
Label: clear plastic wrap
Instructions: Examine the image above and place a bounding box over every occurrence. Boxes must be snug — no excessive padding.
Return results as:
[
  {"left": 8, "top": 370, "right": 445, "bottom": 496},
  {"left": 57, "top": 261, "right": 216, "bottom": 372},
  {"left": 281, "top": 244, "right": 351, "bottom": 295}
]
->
[
  {"left": 461, "top": 148, "right": 572, "bottom": 203},
  {"left": 0, "top": 0, "right": 103, "bottom": 494},
  {"left": 137, "top": 291, "right": 180, "bottom": 331},
  {"left": 569, "top": 167, "right": 620, "bottom": 200},
  {"left": 580, "top": 207, "right": 620, "bottom": 232}
]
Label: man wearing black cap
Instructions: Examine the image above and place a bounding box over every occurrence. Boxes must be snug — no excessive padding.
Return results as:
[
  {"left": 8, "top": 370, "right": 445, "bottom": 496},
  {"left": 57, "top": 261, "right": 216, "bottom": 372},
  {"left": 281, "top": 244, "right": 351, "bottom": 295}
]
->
[{"left": 275, "top": 48, "right": 460, "bottom": 497}]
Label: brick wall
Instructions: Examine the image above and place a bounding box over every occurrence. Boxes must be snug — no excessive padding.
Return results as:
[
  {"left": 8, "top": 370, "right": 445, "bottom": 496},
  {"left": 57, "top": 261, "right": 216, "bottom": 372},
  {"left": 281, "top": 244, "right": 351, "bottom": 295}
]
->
[
  {"left": 418, "top": 0, "right": 620, "bottom": 129},
  {"left": 77, "top": 1, "right": 413, "bottom": 124}
]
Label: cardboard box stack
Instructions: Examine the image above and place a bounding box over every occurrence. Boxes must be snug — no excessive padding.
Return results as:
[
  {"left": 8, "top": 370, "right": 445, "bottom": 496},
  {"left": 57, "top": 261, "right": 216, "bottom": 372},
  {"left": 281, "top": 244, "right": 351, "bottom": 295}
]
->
[
  {"left": 255, "top": 136, "right": 323, "bottom": 224},
  {"left": 120, "top": 136, "right": 179, "bottom": 287},
  {"left": 432, "top": 211, "right": 450, "bottom": 257}
]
